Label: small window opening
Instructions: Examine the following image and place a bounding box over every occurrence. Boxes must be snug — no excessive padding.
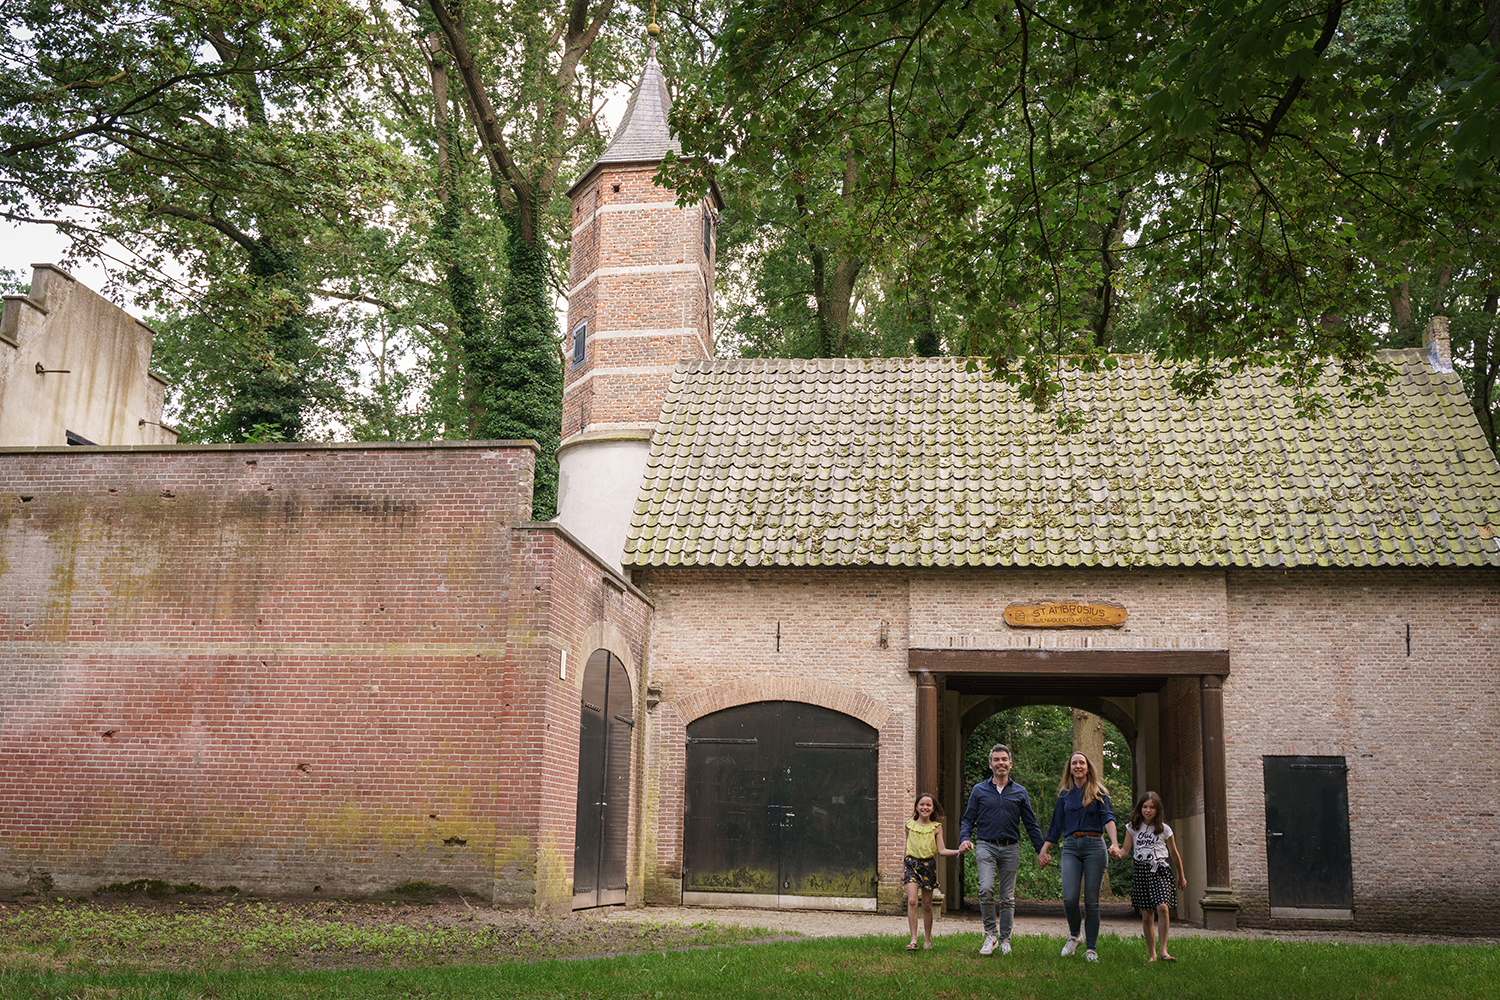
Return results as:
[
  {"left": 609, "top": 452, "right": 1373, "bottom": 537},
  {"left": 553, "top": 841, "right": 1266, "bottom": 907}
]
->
[
  {"left": 702, "top": 210, "right": 714, "bottom": 260},
  {"left": 66, "top": 430, "right": 96, "bottom": 446},
  {"left": 572, "top": 321, "right": 588, "bottom": 368}
]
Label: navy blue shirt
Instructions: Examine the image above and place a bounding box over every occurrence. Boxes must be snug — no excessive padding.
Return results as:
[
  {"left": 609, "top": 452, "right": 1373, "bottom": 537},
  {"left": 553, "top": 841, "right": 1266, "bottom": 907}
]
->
[
  {"left": 959, "top": 778, "right": 1045, "bottom": 851},
  {"left": 1043, "top": 785, "right": 1117, "bottom": 844}
]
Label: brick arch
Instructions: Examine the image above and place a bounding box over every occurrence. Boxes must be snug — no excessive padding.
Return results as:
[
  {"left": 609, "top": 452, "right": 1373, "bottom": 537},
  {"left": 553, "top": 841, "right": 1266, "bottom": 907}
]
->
[
  {"left": 675, "top": 677, "right": 891, "bottom": 732},
  {"left": 573, "top": 621, "right": 637, "bottom": 704}
]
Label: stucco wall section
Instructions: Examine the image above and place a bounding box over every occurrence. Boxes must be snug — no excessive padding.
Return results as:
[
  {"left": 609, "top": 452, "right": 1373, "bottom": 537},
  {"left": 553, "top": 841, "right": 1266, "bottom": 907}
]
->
[{"left": 0, "top": 265, "right": 176, "bottom": 446}]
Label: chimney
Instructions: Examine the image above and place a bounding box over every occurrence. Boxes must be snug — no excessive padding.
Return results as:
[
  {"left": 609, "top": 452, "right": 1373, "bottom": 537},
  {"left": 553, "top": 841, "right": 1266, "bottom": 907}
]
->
[{"left": 1423, "top": 316, "right": 1453, "bottom": 373}]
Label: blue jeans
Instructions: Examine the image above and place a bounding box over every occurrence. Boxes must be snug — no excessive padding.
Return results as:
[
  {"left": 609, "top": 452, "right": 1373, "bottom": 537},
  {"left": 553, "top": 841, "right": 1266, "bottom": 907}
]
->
[
  {"left": 974, "top": 839, "right": 1020, "bottom": 940},
  {"left": 1061, "top": 835, "right": 1107, "bottom": 948}
]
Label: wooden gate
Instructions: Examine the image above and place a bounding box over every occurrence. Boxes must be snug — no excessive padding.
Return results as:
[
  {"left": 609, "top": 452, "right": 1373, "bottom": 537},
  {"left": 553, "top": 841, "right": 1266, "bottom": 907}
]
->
[
  {"left": 683, "top": 702, "right": 878, "bottom": 910},
  {"left": 572, "top": 650, "right": 633, "bottom": 908},
  {"left": 1263, "top": 755, "right": 1354, "bottom": 919}
]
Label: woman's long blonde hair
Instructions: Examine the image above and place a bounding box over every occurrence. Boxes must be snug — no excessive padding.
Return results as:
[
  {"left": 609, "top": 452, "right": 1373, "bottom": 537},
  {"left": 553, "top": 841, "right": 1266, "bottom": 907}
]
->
[{"left": 1058, "top": 751, "right": 1109, "bottom": 806}]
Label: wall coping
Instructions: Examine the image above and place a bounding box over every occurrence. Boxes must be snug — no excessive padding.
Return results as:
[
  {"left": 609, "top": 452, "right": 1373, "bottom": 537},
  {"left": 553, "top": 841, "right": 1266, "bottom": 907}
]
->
[
  {"left": 514, "top": 520, "right": 655, "bottom": 606},
  {"left": 0, "top": 439, "right": 541, "bottom": 456}
]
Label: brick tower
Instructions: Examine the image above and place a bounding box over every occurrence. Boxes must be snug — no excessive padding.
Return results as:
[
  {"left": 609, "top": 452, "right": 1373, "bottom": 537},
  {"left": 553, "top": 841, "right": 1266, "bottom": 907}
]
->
[{"left": 556, "top": 51, "right": 722, "bottom": 569}]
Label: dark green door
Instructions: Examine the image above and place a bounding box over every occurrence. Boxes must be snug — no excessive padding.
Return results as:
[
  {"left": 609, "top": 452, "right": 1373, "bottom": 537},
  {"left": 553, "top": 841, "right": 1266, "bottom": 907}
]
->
[
  {"left": 1263, "top": 756, "right": 1353, "bottom": 915},
  {"left": 684, "top": 702, "right": 877, "bottom": 907}
]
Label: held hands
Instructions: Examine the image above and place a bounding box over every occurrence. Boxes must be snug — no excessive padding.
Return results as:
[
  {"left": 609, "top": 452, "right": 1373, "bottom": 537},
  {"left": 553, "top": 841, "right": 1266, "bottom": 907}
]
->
[
  {"left": 1037, "top": 848, "right": 1051, "bottom": 868},
  {"left": 958, "top": 840, "right": 974, "bottom": 855},
  {"left": 1107, "top": 845, "right": 1125, "bottom": 861}
]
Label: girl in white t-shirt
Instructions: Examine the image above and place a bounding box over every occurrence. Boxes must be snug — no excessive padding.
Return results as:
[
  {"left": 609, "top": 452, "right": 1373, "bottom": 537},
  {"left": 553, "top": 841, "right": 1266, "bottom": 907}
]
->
[{"left": 1120, "top": 791, "right": 1187, "bottom": 962}]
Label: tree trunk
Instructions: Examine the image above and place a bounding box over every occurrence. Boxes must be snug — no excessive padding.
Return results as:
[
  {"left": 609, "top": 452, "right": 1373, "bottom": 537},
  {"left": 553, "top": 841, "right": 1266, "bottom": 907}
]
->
[
  {"left": 424, "top": 29, "right": 484, "bottom": 436},
  {"left": 1072, "top": 708, "right": 1113, "bottom": 896},
  {"left": 824, "top": 257, "right": 864, "bottom": 356},
  {"left": 1072, "top": 708, "right": 1106, "bottom": 767}
]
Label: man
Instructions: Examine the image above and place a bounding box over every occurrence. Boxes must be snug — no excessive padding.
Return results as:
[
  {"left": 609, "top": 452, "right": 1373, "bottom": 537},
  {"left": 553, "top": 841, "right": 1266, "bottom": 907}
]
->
[{"left": 958, "top": 742, "right": 1045, "bottom": 956}]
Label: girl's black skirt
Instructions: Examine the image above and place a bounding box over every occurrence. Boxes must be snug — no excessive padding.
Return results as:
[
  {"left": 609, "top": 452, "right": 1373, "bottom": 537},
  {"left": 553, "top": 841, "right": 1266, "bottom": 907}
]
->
[
  {"left": 902, "top": 854, "right": 937, "bottom": 890},
  {"left": 1130, "top": 861, "right": 1178, "bottom": 911}
]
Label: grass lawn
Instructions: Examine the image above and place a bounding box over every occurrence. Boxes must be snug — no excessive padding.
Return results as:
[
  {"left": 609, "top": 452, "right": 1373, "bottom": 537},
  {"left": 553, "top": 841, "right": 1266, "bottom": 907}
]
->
[{"left": 0, "top": 902, "right": 1493, "bottom": 999}]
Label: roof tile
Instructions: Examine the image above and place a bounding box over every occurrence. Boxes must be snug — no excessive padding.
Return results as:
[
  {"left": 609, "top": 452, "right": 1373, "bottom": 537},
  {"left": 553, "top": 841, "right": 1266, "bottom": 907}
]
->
[{"left": 625, "top": 355, "right": 1500, "bottom": 568}]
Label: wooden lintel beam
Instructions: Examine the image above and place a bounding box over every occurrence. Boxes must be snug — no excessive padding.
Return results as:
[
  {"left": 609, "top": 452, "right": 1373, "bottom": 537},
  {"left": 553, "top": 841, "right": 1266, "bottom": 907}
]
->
[{"left": 908, "top": 647, "right": 1229, "bottom": 676}]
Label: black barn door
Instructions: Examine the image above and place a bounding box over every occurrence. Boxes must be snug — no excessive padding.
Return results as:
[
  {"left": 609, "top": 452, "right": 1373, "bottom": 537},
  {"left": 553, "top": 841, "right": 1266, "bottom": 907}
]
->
[
  {"left": 684, "top": 702, "right": 877, "bottom": 908},
  {"left": 1263, "top": 755, "right": 1354, "bottom": 916},
  {"left": 573, "top": 650, "right": 633, "bottom": 908}
]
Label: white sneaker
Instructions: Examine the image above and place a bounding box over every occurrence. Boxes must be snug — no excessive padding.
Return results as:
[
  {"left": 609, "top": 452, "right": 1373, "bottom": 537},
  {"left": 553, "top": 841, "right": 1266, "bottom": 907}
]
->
[
  {"left": 1060, "top": 936, "right": 1079, "bottom": 957},
  {"left": 979, "top": 935, "right": 998, "bottom": 956},
  {"left": 999, "top": 938, "right": 1012, "bottom": 955},
  {"left": 1086, "top": 949, "right": 1099, "bottom": 962}
]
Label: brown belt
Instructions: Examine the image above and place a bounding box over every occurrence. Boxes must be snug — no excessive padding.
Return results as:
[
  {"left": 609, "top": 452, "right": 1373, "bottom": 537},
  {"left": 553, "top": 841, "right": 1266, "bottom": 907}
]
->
[{"left": 1069, "top": 831, "right": 1101, "bottom": 838}]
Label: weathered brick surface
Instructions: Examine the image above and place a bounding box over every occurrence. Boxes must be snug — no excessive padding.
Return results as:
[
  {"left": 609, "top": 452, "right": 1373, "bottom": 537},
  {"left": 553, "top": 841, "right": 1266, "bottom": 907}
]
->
[
  {"left": 1222, "top": 566, "right": 1500, "bottom": 932},
  {"left": 3, "top": 445, "right": 1493, "bottom": 930},
  {"left": 634, "top": 563, "right": 1499, "bottom": 931},
  {"left": 0, "top": 445, "right": 651, "bottom": 908},
  {"left": 633, "top": 566, "right": 911, "bottom": 907}
]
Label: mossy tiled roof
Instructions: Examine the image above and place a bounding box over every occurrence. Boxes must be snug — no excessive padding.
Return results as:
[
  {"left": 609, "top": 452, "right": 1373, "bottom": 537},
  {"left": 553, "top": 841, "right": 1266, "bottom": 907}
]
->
[{"left": 623, "top": 353, "right": 1500, "bottom": 569}]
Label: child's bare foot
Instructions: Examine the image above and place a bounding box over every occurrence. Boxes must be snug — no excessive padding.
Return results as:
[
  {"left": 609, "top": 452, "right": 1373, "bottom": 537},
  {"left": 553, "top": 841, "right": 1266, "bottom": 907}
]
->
[
  {"left": 1146, "top": 954, "right": 1157, "bottom": 963},
  {"left": 924, "top": 937, "right": 932, "bottom": 949}
]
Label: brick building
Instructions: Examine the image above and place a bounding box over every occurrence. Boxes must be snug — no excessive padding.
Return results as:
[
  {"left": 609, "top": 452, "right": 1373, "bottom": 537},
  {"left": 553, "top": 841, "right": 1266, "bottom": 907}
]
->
[{"left": 2, "top": 53, "right": 1498, "bottom": 934}]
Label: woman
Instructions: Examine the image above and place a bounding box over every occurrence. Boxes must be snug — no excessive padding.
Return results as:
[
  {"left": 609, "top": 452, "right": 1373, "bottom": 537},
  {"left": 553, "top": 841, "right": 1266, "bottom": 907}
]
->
[{"left": 1037, "top": 751, "right": 1122, "bottom": 962}]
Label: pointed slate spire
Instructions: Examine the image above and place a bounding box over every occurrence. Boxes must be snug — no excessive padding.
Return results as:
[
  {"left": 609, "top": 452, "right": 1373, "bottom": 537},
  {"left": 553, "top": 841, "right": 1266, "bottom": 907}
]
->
[{"left": 569, "top": 54, "right": 678, "bottom": 195}]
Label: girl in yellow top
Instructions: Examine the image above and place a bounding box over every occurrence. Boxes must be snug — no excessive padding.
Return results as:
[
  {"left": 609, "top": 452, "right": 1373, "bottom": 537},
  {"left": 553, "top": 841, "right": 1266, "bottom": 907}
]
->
[{"left": 904, "top": 793, "right": 967, "bottom": 950}]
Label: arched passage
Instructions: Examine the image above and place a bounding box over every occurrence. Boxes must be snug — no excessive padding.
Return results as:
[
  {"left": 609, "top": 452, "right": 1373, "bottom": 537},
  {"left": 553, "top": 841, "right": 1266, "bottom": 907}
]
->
[
  {"left": 682, "top": 701, "right": 879, "bottom": 911},
  {"left": 914, "top": 647, "right": 1229, "bottom": 925}
]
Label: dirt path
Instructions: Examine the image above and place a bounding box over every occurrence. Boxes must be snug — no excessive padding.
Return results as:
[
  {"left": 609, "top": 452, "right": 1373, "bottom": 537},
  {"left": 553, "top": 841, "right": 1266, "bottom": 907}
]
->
[{"left": 593, "top": 903, "right": 1498, "bottom": 949}]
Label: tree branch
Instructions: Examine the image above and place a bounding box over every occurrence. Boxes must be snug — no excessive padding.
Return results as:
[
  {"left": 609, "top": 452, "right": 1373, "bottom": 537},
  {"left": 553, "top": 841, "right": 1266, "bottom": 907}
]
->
[{"left": 1259, "top": 3, "right": 1343, "bottom": 151}]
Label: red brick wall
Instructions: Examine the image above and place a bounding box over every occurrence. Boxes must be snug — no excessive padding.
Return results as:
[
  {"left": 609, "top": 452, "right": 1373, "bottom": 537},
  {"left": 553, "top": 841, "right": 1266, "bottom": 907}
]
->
[
  {"left": 633, "top": 566, "right": 909, "bottom": 908},
  {"left": 509, "top": 523, "right": 654, "bottom": 908},
  {"left": 0, "top": 444, "right": 653, "bottom": 908}
]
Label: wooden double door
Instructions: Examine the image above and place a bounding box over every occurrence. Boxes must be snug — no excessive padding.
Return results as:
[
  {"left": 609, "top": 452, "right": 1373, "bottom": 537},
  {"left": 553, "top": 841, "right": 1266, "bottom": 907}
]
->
[
  {"left": 572, "top": 650, "right": 633, "bottom": 909},
  {"left": 683, "top": 701, "right": 878, "bottom": 909}
]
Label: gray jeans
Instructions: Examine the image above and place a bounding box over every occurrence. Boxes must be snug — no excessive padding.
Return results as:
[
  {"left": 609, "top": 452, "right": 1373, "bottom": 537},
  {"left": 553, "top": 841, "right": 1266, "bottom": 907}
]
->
[{"left": 975, "top": 839, "right": 1020, "bottom": 940}]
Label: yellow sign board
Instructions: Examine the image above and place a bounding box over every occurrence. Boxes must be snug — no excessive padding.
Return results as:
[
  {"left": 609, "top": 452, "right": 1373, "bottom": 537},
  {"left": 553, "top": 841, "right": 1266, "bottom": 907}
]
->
[{"left": 1003, "top": 601, "right": 1127, "bottom": 629}]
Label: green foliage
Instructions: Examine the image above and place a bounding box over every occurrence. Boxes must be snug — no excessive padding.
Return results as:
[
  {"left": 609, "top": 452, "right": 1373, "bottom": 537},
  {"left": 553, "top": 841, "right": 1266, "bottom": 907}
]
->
[
  {"left": 471, "top": 221, "right": 562, "bottom": 519},
  {"left": 667, "top": 0, "right": 1500, "bottom": 437},
  {"left": 1, "top": 0, "right": 435, "bottom": 442},
  {"left": 0, "top": 265, "right": 27, "bottom": 295}
]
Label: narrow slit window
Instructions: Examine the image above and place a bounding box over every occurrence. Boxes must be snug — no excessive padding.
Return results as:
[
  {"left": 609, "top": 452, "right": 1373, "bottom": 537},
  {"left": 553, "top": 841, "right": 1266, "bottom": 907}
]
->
[{"left": 572, "top": 320, "right": 588, "bottom": 368}]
